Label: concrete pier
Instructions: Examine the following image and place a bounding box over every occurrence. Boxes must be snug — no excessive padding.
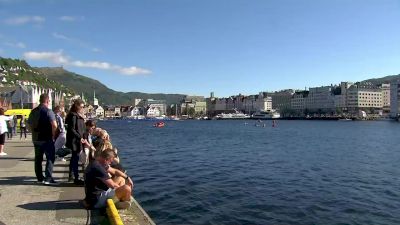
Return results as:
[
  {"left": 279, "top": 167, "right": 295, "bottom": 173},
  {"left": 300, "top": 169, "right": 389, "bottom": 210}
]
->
[{"left": 0, "top": 135, "right": 155, "bottom": 225}]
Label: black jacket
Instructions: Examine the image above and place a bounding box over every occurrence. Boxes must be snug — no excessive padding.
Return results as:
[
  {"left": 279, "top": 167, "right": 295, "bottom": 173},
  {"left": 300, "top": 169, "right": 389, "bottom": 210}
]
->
[{"left": 65, "top": 112, "right": 86, "bottom": 152}]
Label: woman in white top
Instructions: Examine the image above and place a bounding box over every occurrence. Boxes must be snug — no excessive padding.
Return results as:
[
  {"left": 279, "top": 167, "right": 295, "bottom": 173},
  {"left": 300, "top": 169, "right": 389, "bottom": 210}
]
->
[{"left": 0, "top": 108, "right": 14, "bottom": 156}]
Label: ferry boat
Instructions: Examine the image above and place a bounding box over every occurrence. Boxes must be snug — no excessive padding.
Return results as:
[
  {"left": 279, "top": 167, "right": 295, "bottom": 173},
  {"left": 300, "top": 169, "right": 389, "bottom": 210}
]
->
[
  {"left": 251, "top": 110, "right": 281, "bottom": 120},
  {"left": 215, "top": 110, "right": 250, "bottom": 120}
]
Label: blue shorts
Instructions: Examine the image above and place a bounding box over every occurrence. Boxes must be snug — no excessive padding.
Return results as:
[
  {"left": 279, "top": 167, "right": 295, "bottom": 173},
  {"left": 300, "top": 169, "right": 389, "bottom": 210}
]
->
[{"left": 94, "top": 188, "right": 116, "bottom": 208}]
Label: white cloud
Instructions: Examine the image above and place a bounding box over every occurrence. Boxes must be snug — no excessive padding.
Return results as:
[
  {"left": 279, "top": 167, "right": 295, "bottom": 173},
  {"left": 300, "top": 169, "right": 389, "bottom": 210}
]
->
[
  {"left": 23, "top": 51, "right": 151, "bottom": 75},
  {"left": 23, "top": 51, "right": 69, "bottom": 64},
  {"left": 52, "top": 32, "right": 73, "bottom": 41},
  {"left": 4, "top": 16, "right": 45, "bottom": 25},
  {"left": 52, "top": 32, "right": 102, "bottom": 53},
  {"left": 59, "top": 16, "right": 84, "bottom": 22},
  {"left": 91, "top": 48, "right": 102, "bottom": 53},
  {"left": 5, "top": 41, "right": 26, "bottom": 48}
]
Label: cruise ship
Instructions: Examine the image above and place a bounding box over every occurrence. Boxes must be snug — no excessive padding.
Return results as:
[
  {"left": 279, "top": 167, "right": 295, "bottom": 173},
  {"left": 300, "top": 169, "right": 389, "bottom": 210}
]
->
[
  {"left": 251, "top": 110, "right": 281, "bottom": 119},
  {"left": 215, "top": 110, "right": 250, "bottom": 120}
]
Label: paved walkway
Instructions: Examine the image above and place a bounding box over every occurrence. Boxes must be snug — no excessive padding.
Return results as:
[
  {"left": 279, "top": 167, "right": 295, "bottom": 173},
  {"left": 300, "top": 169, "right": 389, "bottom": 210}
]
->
[{"left": 0, "top": 135, "right": 155, "bottom": 225}]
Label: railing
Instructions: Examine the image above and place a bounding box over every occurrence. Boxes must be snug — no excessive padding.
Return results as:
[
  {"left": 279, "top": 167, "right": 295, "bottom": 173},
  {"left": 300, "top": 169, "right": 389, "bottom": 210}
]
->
[{"left": 106, "top": 199, "right": 124, "bottom": 225}]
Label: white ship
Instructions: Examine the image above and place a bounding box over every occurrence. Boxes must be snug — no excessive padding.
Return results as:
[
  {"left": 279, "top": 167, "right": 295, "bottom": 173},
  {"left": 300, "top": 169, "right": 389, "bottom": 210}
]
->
[
  {"left": 251, "top": 110, "right": 281, "bottom": 119},
  {"left": 215, "top": 110, "right": 250, "bottom": 120}
]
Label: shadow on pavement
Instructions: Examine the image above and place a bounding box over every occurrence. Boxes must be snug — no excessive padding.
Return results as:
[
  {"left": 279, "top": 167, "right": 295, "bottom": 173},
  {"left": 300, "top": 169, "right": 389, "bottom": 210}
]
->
[
  {"left": 0, "top": 176, "right": 39, "bottom": 185},
  {"left": 17, "top": 199, "right": 82, "bottom": 210}
]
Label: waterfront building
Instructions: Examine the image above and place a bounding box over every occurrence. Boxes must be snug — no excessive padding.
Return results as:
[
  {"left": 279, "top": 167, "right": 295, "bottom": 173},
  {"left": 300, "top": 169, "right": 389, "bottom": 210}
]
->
[
  {"left": 269, "top": 89, "right": 294, "bottom": 114},
  {"left": 114, "top": 106, "right": 121, "bottom": 117},
  {"left": 144, "top": 99, "right": 167, "bottom": 116},
  {"left": 291, "top": 90, "right": 309, "bottom": 115},
  {"left": 181, "top": 96, "right": 207, "bottom": 116},
  {"left": 243, "top": 92, "right": 272, "bottom": 114},
  {"left": 146, "top": 107, "right": 161, "bottom": 117},
  {"left": 380, "top": 83, "right": 390, "bottom": 114},
  {"left": 120, "top": 106, "right": 132, "bottom": 117},
  {"left": 104, "top": 106, "right": 116, "bottom": 118},
  {"left": 94, "top": 105, "right": 104, "bottom": 118},
  {"left": 305, "top": 86, "right": 336, "bottom": 114},
  {"left": 390, "top": 80, "right": 400, "bottom": 118},
  {"left": 347, "top": 82, "right": 383, "bottom": 115},
  {"left": 130, "top": 106, "right": 142, "bottom": 116},
  {"left": 0, "top": 84, "right": 63, "bottom": 109}
]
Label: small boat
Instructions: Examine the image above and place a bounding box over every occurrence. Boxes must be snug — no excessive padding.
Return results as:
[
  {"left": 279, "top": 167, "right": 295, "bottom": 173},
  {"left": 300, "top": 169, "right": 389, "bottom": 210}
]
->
[
  {"left": 153, "top": 121, "right": 165, "bottom": 127},
  {"left": 251, "top": 110, "right": 281, "bottom": 120},
  {"left": 338, "top": 118, "right": 352, "bottom": 121}
]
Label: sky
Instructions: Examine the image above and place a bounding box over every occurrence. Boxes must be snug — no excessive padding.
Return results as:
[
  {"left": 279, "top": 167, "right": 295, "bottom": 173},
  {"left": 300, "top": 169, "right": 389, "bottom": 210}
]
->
[{"left": 0, "top": 0, "right": 400, "bottom": 97}]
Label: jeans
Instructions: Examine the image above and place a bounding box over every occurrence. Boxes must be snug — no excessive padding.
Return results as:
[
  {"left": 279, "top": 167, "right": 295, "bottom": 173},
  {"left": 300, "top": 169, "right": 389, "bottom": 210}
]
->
[
  {"left": 6, "top": 127, "right": 12, "bottom": 139},
  {"left": 34, "top": 141, "right": 55, "bottom": 182},
  {"left": 69, "top": 150, "right": 80, "bottom": 180},
  {"left": 20, "top": 127, "right": 27, "bottom": 139}
]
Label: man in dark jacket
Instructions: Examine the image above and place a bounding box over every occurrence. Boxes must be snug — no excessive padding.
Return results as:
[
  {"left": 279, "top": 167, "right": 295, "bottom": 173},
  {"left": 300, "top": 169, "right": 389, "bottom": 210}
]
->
[{"left": 27, "top": 94, "right": 58, "bottom": 185}]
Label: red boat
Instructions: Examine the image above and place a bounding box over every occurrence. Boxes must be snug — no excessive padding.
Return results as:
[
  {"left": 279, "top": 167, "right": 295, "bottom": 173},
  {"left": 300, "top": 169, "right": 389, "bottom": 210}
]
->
[{"left": 153, "top": 121, "right": 165, "bottom": 128}]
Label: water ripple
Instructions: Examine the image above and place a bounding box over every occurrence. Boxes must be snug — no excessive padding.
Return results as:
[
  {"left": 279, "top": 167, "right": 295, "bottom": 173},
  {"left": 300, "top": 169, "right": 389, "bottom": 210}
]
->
[{"left": 100, "top": 120, "right": 400, "bottom": 225}]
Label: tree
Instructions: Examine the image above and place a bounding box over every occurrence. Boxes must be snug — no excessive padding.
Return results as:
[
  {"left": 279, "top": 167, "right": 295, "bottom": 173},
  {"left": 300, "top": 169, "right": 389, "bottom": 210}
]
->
[{"left": 188, "top": 107, "right": 196, "bottom": 117}]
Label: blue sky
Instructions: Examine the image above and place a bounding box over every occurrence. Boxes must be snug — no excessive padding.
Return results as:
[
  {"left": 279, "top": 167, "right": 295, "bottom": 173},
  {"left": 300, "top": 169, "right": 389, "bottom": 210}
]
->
[{"left": 0, "top": 0, "right": 399, "bottom": 97}]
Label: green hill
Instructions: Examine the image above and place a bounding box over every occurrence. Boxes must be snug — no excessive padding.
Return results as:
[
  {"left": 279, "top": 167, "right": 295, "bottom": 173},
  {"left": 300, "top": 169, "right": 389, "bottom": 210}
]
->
[
  {"left": 362, "top": 74, "right": 400, "bottom": 85},
  {"left": 36, "top": 67, "right": 186, "bottom": 105}
]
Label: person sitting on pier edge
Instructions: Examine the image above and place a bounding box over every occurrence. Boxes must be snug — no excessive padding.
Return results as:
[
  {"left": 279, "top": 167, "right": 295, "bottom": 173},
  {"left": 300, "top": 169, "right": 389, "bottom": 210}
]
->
[
  {"left": 65, "top": 99, "right": 86, "bottom": 185},
  {"left": 92, "top": 138, "right": 125, "bottom": 182},
  {"left": 83, "top": 148, "right": 133, "bottom": 209}
]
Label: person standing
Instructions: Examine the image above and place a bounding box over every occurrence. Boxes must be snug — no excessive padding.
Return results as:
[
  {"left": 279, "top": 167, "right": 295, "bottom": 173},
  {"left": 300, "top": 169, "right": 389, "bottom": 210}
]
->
[
  {"left": 54, "top": 106, "right": 67, "bottom": 159},
  {"left": 27, "top": 94, "right": 58, "bottom": 185},
  {"left": 12, "top": 116, "right": 17, "bottom": 135},
  {"left": 65, "top": 99, "right": 86, "bottom": 185},
  {"left": 6, "top": 116, "right": 13, "bottom": 140},
  {"left": 0, "top": 108, "right": 13, "bottom": 156},
  {"left": 20, "top": 116, "right": 27, "bottom": 140}
]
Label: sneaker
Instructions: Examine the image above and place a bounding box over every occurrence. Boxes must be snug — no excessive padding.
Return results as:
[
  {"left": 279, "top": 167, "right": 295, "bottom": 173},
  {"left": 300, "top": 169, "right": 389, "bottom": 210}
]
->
[
  {"left": 115, "top": 201, "right": 131, "bottom": 209},
  {"left": 0, "top": 152, "right": 7, "bottom": 156},
  {"left": 74, "top": 179, "right": 85, "bottom": 186},
  {"left": 56, "top": 156, "right": 66, "bottom": 162},
  {"left": 44, "top": 179, "right": 59, "bottom": 186},
  {"left": 36, "top": 180, "right": 44, "bottom": 184}
]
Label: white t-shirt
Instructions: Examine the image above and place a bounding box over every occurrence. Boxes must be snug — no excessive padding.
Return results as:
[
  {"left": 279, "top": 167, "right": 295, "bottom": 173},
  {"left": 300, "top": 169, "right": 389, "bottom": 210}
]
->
[{"left": 0, "top": 115, "right": 13, "bottom": 134}]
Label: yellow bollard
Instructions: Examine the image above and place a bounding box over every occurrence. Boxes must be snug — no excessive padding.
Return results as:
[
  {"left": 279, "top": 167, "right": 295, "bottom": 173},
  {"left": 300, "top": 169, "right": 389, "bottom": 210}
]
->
[{"left": 106, "top": 199, "right": 124, "bottom": 225}]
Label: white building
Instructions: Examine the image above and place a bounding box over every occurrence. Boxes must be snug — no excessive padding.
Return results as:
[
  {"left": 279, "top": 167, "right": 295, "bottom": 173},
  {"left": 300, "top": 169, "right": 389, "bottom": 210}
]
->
[
  {"left": 95, "top": 105, "right": 104, "bottom": 118},
  {"left": 291, "top": 91, "right": 308, "bottom": 114},
  {"left": 347, "top": 82, "right": 383, "bottom": 113},
  {"left": 146, "top": 107, "right": 161, "bottom": 117}
]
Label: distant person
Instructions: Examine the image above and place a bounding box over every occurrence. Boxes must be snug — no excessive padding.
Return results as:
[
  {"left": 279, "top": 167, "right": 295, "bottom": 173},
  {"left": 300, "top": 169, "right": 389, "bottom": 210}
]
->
[
  {"left": 27, "top": 94, "right": 58, "bottom": 185},
  {"left": 20, "top": 116, "right": 27, "bottom": 140},
  {"left": 12, "top": 116, "right": 17, "bottom": 135},
  {"left": 65, "top": 99, "right": 86, "bottom": 185},
  {"left": 83, "top": 148, "right": 133, "bottom": 209},
  {"left": 6, "top": 116, "right": 13, "bottom": 140},
  {"left": 54, "top": 106, "right": 67, "bottom": 161},
  {"left": 0, "top": 108, "right": 13, "bottom": 156}
]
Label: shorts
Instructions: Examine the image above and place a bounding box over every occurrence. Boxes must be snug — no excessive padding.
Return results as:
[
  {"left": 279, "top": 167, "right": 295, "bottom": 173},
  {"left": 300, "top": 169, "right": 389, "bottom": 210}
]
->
[
  {"left": 94, "top": 188, "right": 116, "bottom": 208},
  {"left": 0, "top": 133, "right": 5, "bottom": 145}
]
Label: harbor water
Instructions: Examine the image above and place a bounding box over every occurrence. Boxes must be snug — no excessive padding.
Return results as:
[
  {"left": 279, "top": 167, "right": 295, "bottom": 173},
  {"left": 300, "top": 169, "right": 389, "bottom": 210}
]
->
[{"left": 99, "top": 120, "right": 400, "bottom": 225}]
